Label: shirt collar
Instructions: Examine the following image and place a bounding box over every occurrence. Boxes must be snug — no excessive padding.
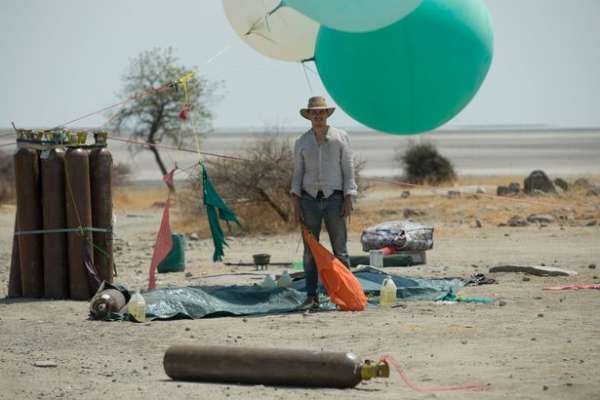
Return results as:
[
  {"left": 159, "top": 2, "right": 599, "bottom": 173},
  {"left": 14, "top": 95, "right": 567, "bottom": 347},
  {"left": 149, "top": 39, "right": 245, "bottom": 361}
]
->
[{"left": 311, "top": 126, "right": 331, "bottom": 141}]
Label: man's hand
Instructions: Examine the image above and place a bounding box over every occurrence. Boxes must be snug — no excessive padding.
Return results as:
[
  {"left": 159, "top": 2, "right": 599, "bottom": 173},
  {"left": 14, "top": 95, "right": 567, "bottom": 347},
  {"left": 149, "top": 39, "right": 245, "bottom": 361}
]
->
[
  {"left": 292, "top": 196, "right": 303, "bottom": 225},
  {"left": 341, "top": 195, "right": 353, "bottom": 218}
]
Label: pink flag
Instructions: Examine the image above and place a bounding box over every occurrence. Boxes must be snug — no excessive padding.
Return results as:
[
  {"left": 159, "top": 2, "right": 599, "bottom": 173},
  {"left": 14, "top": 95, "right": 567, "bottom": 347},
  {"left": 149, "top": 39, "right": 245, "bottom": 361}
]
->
[{"left": 147, "top": 169, "right": 176, "bottom": 290}]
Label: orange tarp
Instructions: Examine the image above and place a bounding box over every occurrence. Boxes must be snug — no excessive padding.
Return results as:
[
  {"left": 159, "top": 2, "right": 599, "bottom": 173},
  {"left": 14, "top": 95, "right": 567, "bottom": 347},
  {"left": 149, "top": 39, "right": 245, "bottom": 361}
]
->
[{"left": 302, "top": 228, "right": 367, "bottom": 311}]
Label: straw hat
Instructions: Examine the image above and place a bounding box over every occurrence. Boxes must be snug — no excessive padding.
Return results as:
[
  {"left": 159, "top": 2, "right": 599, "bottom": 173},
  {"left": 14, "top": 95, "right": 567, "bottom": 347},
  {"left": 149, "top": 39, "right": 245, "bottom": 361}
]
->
[{"left": 300, "top": 96, "right": 335, "bottom": 119}]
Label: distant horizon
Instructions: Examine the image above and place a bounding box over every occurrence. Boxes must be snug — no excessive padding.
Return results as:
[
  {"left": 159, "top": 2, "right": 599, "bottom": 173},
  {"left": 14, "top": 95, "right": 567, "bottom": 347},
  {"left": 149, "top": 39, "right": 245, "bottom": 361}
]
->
[{"left": 2, "top": 124, "right": 600, "bottom": 137}]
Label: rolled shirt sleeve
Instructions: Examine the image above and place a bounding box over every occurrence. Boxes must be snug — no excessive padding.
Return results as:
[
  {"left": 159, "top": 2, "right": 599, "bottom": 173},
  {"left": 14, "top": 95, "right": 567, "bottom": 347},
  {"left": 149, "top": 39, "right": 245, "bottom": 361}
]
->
[{"left": 290, "top": 139, "right": 304, "bottom": 197}]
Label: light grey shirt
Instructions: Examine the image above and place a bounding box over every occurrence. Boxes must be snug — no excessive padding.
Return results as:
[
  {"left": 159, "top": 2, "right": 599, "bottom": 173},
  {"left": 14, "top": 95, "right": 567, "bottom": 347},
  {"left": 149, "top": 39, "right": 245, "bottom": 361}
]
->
[{"left": 290, "top": 126, "right": 358, "bottom": 198}]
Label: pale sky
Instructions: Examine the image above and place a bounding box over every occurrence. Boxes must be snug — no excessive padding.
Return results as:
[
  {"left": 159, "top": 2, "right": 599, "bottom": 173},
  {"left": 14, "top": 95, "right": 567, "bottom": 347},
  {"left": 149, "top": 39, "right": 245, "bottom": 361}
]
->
[{"left": 1, "top": 0, "right": 599, "bottom": 131}]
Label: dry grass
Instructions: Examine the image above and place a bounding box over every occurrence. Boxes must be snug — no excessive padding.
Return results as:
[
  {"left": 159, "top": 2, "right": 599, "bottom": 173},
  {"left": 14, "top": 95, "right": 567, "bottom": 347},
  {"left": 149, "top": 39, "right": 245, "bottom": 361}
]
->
[
  {"left": 113, "top": 177, "right": 600, "bottom": 240},
  {"left": 113, "top": 185, "right": 168, "bottom": 210}
]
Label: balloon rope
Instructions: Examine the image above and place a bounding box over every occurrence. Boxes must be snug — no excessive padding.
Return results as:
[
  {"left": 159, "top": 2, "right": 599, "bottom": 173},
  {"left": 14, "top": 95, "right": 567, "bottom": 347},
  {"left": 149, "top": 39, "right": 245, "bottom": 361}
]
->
[{"left": 301, "top": 63, "right": 314, "bottom": 95}]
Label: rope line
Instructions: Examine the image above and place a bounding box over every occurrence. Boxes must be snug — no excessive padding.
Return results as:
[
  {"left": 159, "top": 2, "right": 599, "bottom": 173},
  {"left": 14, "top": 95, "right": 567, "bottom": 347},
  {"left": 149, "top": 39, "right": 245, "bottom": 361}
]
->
[
  {"left": 382, "top": 354, "right": 490, "bottom": 393},
  {"left": 14, "top": 227, "right": 111, "bottom": 236},
  {"left": 107, "top": 135, "right": 247, "bottom": 161}
]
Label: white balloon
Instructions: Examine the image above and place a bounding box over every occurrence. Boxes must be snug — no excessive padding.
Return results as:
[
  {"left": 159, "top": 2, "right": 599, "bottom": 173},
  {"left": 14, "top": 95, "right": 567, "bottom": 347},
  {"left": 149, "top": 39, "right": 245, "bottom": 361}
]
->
[{"left": 223, "top": 0, "right": 318, "bottom": 62}]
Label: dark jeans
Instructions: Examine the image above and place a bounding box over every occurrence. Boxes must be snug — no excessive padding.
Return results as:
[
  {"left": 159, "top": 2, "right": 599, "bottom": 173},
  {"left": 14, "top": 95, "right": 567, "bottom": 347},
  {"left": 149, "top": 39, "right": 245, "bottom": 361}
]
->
[{"left": 301, "top": 191, "right": 350, "bottom": 297}]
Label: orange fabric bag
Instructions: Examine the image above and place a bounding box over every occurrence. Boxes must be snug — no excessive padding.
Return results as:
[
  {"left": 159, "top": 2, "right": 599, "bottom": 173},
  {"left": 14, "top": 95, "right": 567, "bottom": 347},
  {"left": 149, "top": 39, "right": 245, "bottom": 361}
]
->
[{"left": 303, "top": 228, "right": 367, "bottom": 311}]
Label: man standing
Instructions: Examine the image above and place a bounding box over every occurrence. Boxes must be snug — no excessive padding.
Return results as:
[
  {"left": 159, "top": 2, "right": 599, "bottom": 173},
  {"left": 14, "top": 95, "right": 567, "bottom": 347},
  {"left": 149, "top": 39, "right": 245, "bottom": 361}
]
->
[{"left": 290, "top": 96, "right": 358, "bottom": 310}]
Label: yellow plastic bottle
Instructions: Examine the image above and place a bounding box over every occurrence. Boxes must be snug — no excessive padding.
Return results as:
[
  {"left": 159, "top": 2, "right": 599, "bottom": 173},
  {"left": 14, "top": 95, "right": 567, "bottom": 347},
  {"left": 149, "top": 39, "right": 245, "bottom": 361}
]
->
[
  {"left": 379, "top": 276, "right": 397, "bottom": 308},
  {"left": 128, "top": 289, "right": 146, "bottom": 322}
]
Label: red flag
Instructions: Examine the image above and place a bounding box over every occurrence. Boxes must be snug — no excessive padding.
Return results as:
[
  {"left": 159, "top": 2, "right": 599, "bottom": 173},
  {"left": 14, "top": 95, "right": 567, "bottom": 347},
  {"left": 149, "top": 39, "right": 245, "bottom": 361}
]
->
[
  {"left": 147, "top": 169, "right": 176, "bottom": 290},
  {"left": 302, "top": 228, "right": 367, "bottom": 311}
]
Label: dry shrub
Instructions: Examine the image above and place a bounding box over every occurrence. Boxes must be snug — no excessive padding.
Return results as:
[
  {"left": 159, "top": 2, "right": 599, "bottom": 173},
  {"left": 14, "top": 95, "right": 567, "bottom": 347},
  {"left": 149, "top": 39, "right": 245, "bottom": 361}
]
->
[
  {"left": 0, "top": 150, "right": 15, "bottom": 205},
  {"left": 395, "top": 141, "right": 456, "bottom": 185},
  {"left": 202, "top": 131, "right": 295, "bottom": 233}
]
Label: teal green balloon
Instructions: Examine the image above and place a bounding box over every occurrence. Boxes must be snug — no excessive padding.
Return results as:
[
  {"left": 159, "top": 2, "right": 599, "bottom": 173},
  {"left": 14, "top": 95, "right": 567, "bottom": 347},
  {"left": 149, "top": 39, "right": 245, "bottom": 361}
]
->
[
  {"left": 282, "top": 0, "right": 422, "bottom": 33},
  {"left": 315, "top": 0, "right": 494, "bottom": 134}
]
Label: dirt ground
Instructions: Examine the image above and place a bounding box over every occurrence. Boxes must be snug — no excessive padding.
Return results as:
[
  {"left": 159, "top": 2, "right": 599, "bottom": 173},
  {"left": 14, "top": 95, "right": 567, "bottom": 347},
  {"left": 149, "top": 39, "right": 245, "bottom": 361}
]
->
[{"left": 1, "top": 181, "right": 599, "bottom": 400}]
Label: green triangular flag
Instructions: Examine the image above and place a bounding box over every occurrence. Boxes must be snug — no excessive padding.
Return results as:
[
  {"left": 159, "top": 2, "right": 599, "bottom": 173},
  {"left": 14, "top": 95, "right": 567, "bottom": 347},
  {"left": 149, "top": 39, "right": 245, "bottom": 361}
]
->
[{"left": 202, "top": 163, "right": 241, "bottom": 262}]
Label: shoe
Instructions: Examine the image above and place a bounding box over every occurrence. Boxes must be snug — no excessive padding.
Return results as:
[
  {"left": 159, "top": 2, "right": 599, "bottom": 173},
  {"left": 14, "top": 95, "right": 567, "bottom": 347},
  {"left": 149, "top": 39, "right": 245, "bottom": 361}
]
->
[{"left": 298, "top": 296, "right": 320, "bottom": 311}]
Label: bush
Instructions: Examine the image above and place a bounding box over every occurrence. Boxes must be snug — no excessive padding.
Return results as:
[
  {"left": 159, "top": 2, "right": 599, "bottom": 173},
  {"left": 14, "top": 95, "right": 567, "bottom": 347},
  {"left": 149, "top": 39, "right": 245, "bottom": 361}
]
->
[
  {"left": 395, "top": 141, "right": 456, "bottom": 185},
  {"left": 0, "top": 150, "right": 15, "bottom": 205}
]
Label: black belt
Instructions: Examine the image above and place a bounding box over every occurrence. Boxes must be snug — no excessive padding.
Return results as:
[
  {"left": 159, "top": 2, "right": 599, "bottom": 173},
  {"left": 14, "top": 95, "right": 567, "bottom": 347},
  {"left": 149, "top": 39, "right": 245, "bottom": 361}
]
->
[{"left": 303, "top": 190, "right": 343, "bottom": 199}]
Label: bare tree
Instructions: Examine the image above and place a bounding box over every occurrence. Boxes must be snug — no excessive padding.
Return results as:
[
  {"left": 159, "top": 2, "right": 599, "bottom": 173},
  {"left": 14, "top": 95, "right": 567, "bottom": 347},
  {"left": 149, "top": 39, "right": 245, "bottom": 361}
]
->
[{"left": 110, "top": 47, "right": 220, "bottom": 190}]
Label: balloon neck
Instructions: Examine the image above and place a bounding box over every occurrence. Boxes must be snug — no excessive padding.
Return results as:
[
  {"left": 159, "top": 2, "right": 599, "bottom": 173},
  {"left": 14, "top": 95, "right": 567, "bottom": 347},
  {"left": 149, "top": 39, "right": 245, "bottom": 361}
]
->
[{"left": 268, "top": 1, "right": 285, "bottom": 16}]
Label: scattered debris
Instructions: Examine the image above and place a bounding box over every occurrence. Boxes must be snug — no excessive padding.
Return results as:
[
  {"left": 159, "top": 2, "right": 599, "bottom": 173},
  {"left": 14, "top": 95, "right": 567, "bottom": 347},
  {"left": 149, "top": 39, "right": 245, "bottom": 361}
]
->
[
  {"left": 447, "top": 190, "right": 461, "bottom": 198},
  {"left": 586, "top": 188, "right": 600, "bottom": 197},
  {"left": 527, "top": 214, "right": 556, "bottom": 224},
  {"left": 524, "top": 170, "right": 557, "bottom": 194},
  {"left": 497, "top": 182, "right": 520, "bottom": 196},
  {"left": 400, "top": 190, "right": 410, "bottom": 199},
  {"left": 465, "top": 272, "right": 496, "bottom": 286},
  {"left": 553, "top": 178, "right": 569, "bottom": 191},
  {"left": 507, "top": 216, "right": 529, "bottom": 227},
  {"left": 34, "top": 361, "right": 57, "bottom": 368},
  {"left": 189, "top": 233, "right": 200, "bottom": 241},
  {"left": 573, "top": 178, "right": 594, "bottom": 190},
  {"left": 489, "top": 265, "right": 578, "bottom": 277},
  {"left": 403, "top": 208, "right": 426, "bottom": 218}
]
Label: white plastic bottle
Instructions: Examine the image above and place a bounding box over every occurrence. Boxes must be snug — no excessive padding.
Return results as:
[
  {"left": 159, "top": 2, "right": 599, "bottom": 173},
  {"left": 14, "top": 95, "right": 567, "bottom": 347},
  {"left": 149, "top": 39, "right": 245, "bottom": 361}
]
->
[
  {"left": 128, "top": 289, "right": 146, "bottom": 322},
  {"left": 379, "top": 276, "right": 397, "bottom": 308},
  {"left": 277, "top": 270, "right": 293, "bottom": 288}
]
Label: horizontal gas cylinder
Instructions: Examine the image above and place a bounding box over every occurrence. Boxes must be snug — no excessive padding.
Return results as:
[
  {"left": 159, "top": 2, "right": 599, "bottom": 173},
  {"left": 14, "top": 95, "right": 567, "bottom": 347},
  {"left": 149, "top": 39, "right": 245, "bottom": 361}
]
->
[{"left": 164, "top": 345, "right": 389, "bottom": 388}]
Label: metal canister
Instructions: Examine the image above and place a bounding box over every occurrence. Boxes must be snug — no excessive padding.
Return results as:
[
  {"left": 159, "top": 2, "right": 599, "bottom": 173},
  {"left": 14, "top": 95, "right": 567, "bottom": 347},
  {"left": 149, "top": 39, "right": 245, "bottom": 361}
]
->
[
  {"left": 64, "top": 131, "right": 94, "bottom": 300},
  {"left": 163, "top": 345, "right": 389, "bottom": 388},
  {"left": 89, "top": 131, "right": 113, "bottom": 283},
  {"left": 41, "top": 132, "right": 68, "bottom": 299},
  {"left": 89, "top": 288, "right": 126, "bottom": 319},
  {"left": 14, "top": 130, "right": 44, "bottom": 298}
]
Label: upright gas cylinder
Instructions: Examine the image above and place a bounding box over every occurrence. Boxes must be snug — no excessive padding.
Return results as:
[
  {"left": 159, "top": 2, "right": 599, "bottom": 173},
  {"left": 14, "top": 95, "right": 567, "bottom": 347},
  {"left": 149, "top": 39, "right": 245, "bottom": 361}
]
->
[
  {"left": 163, "top": 345, "right": 389, "bottom": 388},
  {"left": 14, "top": 130, "right": 44, "bottom": 298},
  {"left": 64, "top": 131, "right": 94, "bottom": 300},
  {"left": 89, "top": 131, "right": 113, "bottom": 283},
  {"left": 41, "top": 131, "right": 68, "bottom": 299},
  {"left": 8, "top": 219, "right": 22, "bottom": 298}
]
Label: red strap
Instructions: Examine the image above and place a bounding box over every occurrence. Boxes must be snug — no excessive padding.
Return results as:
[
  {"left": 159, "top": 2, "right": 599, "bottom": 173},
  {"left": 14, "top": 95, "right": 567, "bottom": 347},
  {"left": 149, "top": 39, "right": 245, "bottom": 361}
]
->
[
  {"left": 544, "top": 284, "right": 600, "bottom": 291},
  {"left": 381, "top": 354, "right": 490, "bottom": 393}
]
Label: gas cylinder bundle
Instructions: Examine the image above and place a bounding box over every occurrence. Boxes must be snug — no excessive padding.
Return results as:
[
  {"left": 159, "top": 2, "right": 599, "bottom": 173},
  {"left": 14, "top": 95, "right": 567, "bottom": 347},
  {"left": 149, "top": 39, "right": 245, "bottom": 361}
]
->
[{"left": 8, "top": 129, "right": 113, "bottom": 300}]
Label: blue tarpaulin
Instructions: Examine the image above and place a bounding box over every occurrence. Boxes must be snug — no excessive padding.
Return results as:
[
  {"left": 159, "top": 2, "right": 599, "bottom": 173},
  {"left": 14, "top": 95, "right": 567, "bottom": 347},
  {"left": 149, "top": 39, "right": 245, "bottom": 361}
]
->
[{"left": 94, "top": 267, "right": 463, "bottom": 321}]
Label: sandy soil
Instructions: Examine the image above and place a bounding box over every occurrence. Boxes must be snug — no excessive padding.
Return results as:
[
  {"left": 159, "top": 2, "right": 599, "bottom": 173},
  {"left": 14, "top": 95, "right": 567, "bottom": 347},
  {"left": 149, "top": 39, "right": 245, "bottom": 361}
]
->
[{"left": 1, "top": 184, "right": 599, "bottom": 400}]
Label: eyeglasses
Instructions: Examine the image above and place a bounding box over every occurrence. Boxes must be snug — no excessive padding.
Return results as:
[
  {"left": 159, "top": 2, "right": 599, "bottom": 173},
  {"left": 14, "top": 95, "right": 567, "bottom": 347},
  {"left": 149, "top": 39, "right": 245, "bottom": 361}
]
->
[{"left": 309, "top": 109, "right": 328, "bottom": 116}]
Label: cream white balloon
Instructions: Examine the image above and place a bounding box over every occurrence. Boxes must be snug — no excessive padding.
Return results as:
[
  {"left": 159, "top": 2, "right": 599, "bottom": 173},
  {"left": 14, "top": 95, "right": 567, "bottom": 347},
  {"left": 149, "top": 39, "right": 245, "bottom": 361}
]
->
[{"left": 223, "top": 0, "right": 318, "bottom": 62}]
